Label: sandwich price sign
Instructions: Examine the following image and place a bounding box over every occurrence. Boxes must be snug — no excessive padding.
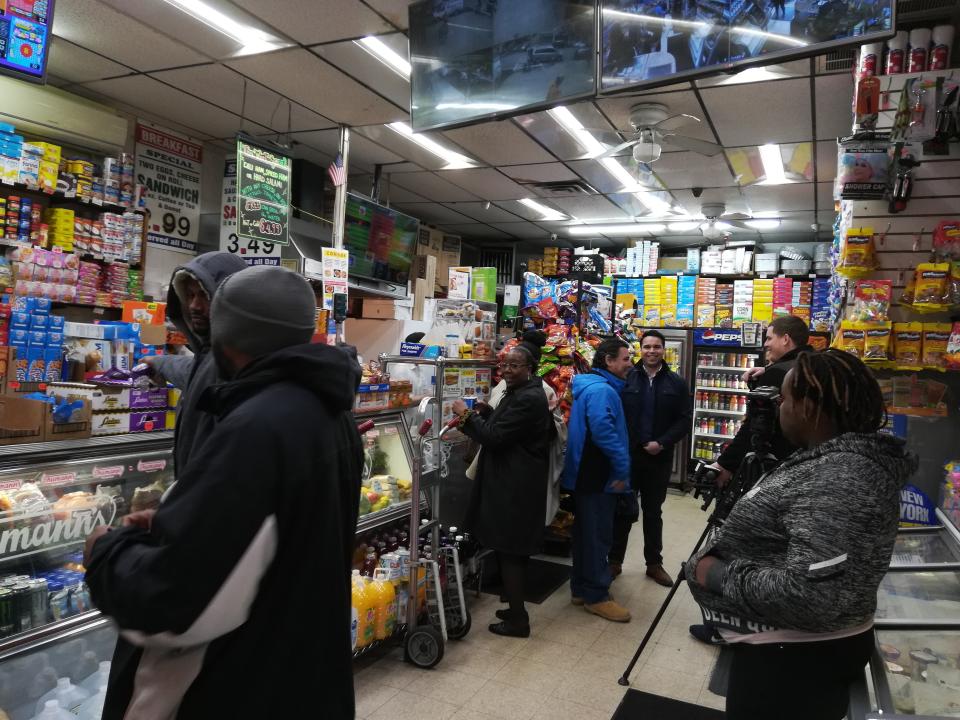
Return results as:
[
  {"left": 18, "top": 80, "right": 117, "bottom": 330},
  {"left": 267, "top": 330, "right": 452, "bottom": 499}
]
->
[{"left": 236, "top": 137, "right": 291, "bottom": 247}]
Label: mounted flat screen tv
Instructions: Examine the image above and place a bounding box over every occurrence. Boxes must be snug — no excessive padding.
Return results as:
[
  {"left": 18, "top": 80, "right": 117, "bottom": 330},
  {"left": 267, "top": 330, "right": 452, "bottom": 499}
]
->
[
  {"left": 409, "top": 0, "right": 597, "bottom": 131},
  {"left": 344, "top": 193, "right": 419, "bottom": 285},
  {"left": 0, "top": 0, "right": 55, "bottom": 83},
  {"left": 600, "top": 0, "right": 894, "bottom": 91}
]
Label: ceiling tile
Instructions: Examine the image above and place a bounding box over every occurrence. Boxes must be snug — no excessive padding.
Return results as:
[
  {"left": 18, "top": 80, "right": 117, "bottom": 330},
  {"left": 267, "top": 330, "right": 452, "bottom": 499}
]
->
[
  {"left": 227, "top": 48, "right": 407, "bottom": 127},
  {"left": 514, "top": 112, "right": 591, "bottom": 162},
  {"left": 489, "top": 222, "right": 551, "bottom": 239},
  {"left": 444, "top": 121, "right": 556, "bottom": 167},
  {"left": 548, "top": 195, "right": 627, "bottom": 221},
  {"left": 150, "top": 65, "right": 334, "bottom": 134},
  {"left": 393, "top": 203, "right": 476, "bottom": 224},
  {"left": 84, "top": 75, "right": 260, "bottom": 139},
  {"left": 353, "top": 125, "right": 464, "bottom": 171},
  {"left": 500, "top": 163, "right": 580, "bottom": 183},
  {"left": 816, "top": 182, "right": 836, "bottom": 212},
  {"left": 53, "top": 0, "right": 210, "bottom": 71},
  {"left": 694, "top": 60, "right": 811, "bottom": 88},
  {"left": 672, "top": 187, "right": 749, "bottom": 216},
  {"left": 508, "top": 199, "right": 568, "bottom": 222},
  {"left": 650, "top": 151, "right": 737, "bottom": 190},
  {"left": 815, "top": 74, "right": 856, "bottom": 141},
  {"left": 47, "top": 37, "right": 130, "bottom": 83},
  {"left": 436, "top": 168, "right": 529, "bottom": 201},
  {"left": 392, "top": 172, "right": 480, "bottom": 202},
  {"left": 816, "top": 140, "right": 838, "bottom": 182},
  {"left": 436, "top": 224, "right": 512, "bottom": 240},
  {"left": 742, "top": 183, "right": 815, "bottom": 213},
  {"left": 448, "top": 202, "right": 526, "bottom": 223},
  {"left": 232, "top": 0, "right": 393, "bottom": 44},
  {"left": 596, "top": 90, "right": 718, "bottom": 144},
  {"left": 287, "top": 130, "right": 406, "bottom": 172},
  {"left": 382, "top": 184, "right": 430, "bottom": 203},
  {"left": 364, "top": 0, "right": 415, "bottom": 29},
  {"left": 311, "top": 35, "right": 410, "bottom": 109},
  {"left": 700, "top": 78, "right": 811, "bottom": 147}
]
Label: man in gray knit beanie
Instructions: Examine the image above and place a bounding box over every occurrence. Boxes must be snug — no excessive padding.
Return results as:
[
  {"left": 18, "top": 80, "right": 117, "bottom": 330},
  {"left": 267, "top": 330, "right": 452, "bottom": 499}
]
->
[{"left": 211, "top": 265, "right": 318, "bottom": 376}]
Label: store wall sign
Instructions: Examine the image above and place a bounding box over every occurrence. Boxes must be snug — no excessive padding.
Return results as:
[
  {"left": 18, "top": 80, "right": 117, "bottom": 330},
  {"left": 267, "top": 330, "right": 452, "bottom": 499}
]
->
[
  {"left": 0, "top": 501, "right": 117, "bottom": 561},
  {"left": 136, "top": 121, "right": 202, "bottom": 255},
  {"left": 236, "top": 137, "right": 291, "bottom": 247},
  {"left": 694, "top": 329, "right": 743, "bottom": 347},
  {"left": 320, "top": 247, "right": 349, "bottom": 311},
  {"left": 220, "top": 158, "right": 281, "bottom": 266}
]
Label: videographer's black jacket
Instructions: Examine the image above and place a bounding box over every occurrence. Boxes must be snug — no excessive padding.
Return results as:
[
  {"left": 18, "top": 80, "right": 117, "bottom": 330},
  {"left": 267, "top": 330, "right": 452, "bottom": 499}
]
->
[
  {"left": 716, "top": 345, "right": 811, "bottom": 472},
  {"left": 621, "top": 363, "right": 691, "bottom": 465}
]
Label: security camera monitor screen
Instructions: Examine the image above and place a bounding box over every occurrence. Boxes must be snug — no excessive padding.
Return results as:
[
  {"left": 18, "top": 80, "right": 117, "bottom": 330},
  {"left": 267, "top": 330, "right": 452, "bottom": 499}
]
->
[
  {"left": 344, "top": 193, "right": 419, "bottom": 284},
  {"left": 600, "top": 0, "right": 893, "bottom": 91},
  {"left": 409, "top": 0, "right": 597, "bottom": 131},
  {"left": 0, "top": 0, "right": 55, "bottom": 82}
]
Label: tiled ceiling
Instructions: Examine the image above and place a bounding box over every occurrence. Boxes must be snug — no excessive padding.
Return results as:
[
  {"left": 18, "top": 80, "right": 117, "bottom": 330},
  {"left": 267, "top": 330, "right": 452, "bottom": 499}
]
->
[{"left": 46, "top": 0, "right": 859, "bottom": 246}]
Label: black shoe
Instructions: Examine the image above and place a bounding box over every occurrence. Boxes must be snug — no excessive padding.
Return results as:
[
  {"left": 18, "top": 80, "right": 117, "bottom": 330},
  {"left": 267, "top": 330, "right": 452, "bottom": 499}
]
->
[
  {"left": 495, "top": 608, "right": 529, "bottom": 621},
  {"left": 488, "top": 620, "right": 530, "bottom": 638},
  {"left": 689, "top": 624, "right": 726, "bottom": 646}
]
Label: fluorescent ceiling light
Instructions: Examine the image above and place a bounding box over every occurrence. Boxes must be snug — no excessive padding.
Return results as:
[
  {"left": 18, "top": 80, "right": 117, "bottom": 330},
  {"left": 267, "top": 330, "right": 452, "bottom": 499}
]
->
[
  {"left": 436, "top": 102, "right": 517, "bottom": 111},
  {"left": 548, "top": 106, "right": 607, "bottom": 157},
  {"left": 518, "top": 198, "right": 566, "bottom": 221},
  {"left": 356, "top": 36, "right": 411, "bottom": 78},
  {"left": 668, "top": 221, "right": 701, "bottom": 232},
  {"left": 745, "top": 218, "right": 781, "bottom": 230},
  {"left": 160, "top": 0, "right": 287, "bottom": 54},
  {"left": 758, "top": 144, "right": 787, "bottom": 185},
  {"left": 385, "top": 122, "right": 474, "bottom": 168},
  {"left": 720, "top": 66, "right": 791, "bottom": 85},
  {"left": 569, "top": 224, "right": 665, "bottom": 236}
]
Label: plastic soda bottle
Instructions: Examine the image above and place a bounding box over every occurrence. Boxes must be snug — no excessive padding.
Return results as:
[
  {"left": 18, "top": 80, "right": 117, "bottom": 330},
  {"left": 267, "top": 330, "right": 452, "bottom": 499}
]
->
[
  {"left": 351, "top": 570, "right": 376, "bottom": 650},
  {"left": 370, "top": 569, "right": 397, "bottom": 640}
]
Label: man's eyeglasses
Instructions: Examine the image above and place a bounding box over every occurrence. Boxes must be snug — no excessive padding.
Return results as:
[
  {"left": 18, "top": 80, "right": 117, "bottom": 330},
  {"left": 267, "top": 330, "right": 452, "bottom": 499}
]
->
[{"left": 498, "top": 362, "right": 527, "bottom": 371}]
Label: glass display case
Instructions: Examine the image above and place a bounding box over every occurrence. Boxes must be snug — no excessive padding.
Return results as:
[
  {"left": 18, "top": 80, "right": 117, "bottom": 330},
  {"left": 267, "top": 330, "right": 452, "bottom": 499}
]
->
[
  {"left": 0, "top": 432, "right": 174, "bottom": 719},
  {"left": 876, "top": 570, "right": 960, "bottom": 624},
  {"left": 356, "top": 410, "right": 417, "bottom": 534},
  {"left": 891, "top": 529, "right": 960, "bottom": 567}
]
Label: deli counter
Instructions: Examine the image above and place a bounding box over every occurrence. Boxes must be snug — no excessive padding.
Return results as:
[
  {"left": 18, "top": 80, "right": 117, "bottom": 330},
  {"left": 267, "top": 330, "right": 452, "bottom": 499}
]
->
[{"left": 0, "top": 432, "right": 175, "bottom": 719}]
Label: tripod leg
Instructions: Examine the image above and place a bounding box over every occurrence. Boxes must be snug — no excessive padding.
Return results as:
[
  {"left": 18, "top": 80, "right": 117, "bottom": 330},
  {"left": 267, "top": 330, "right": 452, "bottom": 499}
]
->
[{"left": 618, "top": 522, "right": 713, "bottom": 686}]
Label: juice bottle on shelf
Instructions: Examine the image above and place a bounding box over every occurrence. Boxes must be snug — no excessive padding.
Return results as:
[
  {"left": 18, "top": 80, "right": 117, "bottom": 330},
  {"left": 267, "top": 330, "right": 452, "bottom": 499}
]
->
[
  {"left": 352, "top": 570, "right": 376, "bottom": 650},
  {"left": 369, "top": 569, "right": 397, "bottom": 641},
  {"left": 361, "top": 550, "right": 378, "bottom": 577}
]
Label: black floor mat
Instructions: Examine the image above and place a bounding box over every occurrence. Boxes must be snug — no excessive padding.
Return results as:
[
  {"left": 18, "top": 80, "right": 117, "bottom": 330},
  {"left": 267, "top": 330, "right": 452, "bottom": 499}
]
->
[
  {"left": 612, "top": 690, "right": 725, "bottom": 720},
  {"left": 480, "top": 557, "right": 571, "bottom": 604}
]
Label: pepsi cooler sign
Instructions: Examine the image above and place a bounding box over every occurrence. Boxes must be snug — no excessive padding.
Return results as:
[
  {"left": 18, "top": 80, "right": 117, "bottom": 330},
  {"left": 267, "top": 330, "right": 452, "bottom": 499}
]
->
[{"left": 694, "top": 328, "right": 744, "bottom": 347}]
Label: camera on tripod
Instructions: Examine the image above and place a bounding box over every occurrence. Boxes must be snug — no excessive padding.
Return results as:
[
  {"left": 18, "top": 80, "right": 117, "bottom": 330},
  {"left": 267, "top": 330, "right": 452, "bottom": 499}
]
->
[{"left": 745, "top": 385, "right": 781, "bottom": 448}]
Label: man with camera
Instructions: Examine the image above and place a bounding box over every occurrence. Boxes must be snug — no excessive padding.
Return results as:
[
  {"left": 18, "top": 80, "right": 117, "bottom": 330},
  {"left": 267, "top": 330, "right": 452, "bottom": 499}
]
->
[
  {"left": 707, "top": 315, "right": 812, "bottom": 487},
  {"left": 690, "top": 315, "right": 812, "bottom": 645}
]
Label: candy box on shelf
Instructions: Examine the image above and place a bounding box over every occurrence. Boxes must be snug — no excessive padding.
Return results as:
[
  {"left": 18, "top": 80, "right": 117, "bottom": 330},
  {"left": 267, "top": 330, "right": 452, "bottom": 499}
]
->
[
  {"left": 91, "top": 411, "right": 129, "bottom": 436},
  {"left": 0, "top": 395, "right": 45, "bottom": 445},
  {"left": 130, "top": 410, "right": 165, "bottom": 433}
]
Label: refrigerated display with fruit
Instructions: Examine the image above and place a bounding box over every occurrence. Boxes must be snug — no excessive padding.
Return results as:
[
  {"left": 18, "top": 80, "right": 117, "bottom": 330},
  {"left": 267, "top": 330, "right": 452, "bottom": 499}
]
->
[{"left": 0, "top": 432, "right": 174, "bottom": 718}]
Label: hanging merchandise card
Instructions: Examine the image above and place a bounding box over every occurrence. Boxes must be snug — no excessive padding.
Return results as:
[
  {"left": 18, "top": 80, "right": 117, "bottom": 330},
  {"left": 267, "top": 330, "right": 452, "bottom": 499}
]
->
[
  {"left": 220, "top": 158, "right": 281, "bottom": 266},
  {"left": 320, "top": 247, "right": 349, "bottom": 311},
  {"left": 236, "top": 136, "right": 291, "bottom": 246},
  {"left": 136, "top": 121, "right": 202, "bottom": 255}
]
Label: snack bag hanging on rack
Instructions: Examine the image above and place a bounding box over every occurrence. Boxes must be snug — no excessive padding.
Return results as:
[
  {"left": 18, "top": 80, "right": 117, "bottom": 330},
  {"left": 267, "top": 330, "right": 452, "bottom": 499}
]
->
[
  {"left": 831, "top": 321, "right": 867, "bottom": 358},
  {"left": 932, "top": 220, "right": 960, "bottom": 260},
  {"left": 922, "top": 322, "right": 953, "bottom": 371},
  {"left": 863, "top": 322, "right": 893, "bottom": 364},
  {"left": 893, "top": 322, "right": 924, "bottom": 371},
  {"left": 852, "top": 279, "right": 893, "bottom": 322},
  {"left": 910, "top": 263, "right": 951, "bottom": 312},
  {"left": 945, "top": 321, "right": 960, "bottom": 371},
  {"left": 837, "top": 228, "right": 878, "bottom": 277}
]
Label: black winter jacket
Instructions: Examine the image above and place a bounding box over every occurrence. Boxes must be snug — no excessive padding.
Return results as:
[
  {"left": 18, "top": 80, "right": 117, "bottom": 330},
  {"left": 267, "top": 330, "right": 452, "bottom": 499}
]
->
[
  {"left": 621, "top": 363, "right": 691, "bottom": 466},
  {"left": 717, "top": 346, "right": 812, "bottom": 473},
  {"left": 87, "top": 343, "right": 362, "bottom": 719}
]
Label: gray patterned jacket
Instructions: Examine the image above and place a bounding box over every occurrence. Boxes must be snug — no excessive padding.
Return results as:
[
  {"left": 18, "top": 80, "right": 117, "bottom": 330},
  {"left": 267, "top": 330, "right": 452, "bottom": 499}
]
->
[{"left": 687, "top": 433, "right": 918, "bottom": 634}]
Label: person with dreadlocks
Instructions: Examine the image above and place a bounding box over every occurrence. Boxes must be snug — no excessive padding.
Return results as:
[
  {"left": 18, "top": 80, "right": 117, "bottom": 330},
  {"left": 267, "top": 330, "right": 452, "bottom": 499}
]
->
[{"left": 684, "top": 349, "right": 917, "bottom": 720}]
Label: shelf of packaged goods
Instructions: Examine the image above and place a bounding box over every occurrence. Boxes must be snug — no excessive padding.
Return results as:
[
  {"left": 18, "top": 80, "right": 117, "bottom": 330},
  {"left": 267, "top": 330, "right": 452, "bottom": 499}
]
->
[
  {"left": 694, "top": 408, "right": 745, "bottom": 416},
  {"left": 0, "top": 182, "right": 134, "bottom": 215},
  {"left": 697, "top": 365, "right": 753, "bottom": 372},
  {"left": 694, "top": 431, "right": 736, "bottom": 440},
  {"left": 694, "top": 385, "right": 745, "bottom": 394}
]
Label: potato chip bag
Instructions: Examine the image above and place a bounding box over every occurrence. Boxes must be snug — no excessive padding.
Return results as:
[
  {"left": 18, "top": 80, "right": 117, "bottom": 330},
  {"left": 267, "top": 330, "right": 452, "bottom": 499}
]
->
[{"left": 893, "top": 322, "right": 923, "bottom": 370}]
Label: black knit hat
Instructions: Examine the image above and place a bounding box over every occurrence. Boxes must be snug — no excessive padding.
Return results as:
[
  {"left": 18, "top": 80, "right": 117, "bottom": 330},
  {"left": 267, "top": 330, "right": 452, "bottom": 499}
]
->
[{"left": 514, "top": 330, "right": 547, "bottom": 368}]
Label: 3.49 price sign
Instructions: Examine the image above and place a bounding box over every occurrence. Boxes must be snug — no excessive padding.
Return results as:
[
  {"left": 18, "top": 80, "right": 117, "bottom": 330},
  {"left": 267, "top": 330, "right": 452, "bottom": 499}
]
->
[
  {"left": 220, "top": 159, "right": 280, "bottom": 266},
  {"left": 136, "top": 121, "right": 202, "bottom": 255},
  {"left": 236, "top": 137, "right": 291, "bottom": 247}
]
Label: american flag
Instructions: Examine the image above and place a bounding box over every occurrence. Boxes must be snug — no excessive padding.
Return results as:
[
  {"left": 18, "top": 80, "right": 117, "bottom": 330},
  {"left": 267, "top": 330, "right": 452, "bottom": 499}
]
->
[{"left": 327, "top": 152, "right": 346, "bottom": 187}]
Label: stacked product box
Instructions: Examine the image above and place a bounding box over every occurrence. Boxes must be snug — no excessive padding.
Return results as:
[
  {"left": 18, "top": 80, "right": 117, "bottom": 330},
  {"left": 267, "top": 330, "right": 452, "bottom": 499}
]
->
[
  {"left": 10, "top": 246, "right": 80, "bottom": 303},
  {"left": 48, "top": 381, "right": 170, "bottom": 436},
  {"left": 677, "top": 276, "right": 696, "bottom": 327},
  {"left": 9, "top": 297, "right": 64, "bottom": 384},
  {"left": 811, "top": 278, "right": 831, "bottom": 331},
  {"left": 33, "top": 142, "right": 62, "bottom": 194},
  {"left": 733, "top": 280, "right": 754, "bottom": 328},
  {"left": 1, "top": 194, "right": 45, "bottom": 246},
  {"left": 753, "top": 278, "right": 774, "bottom": 323},
  {"left": 696, "top": 277, "right": 717, "bottom": 327},
  {"left": 17, "top": 142, "right": 42, "bottom": 189},
  {"left": 44, "top": 208, "right": 75, "bottom": 251},
  {"left": 716, "top": 282, "right": 734, "bottom": 328},
  {"left": 660, "top": 276, "right": 678, "bottom": 327},
  {"left": 643, "top": 277, "right": 662, "bottom": 326},
  {"left": 773, "top": 277, "right": 794, "bottom": 317},
  {"left": 791, "top": 280, "right": 813, "bottom": 326},
  {"left": 0, "top": 122, "right": 22, "bottom": 185}
]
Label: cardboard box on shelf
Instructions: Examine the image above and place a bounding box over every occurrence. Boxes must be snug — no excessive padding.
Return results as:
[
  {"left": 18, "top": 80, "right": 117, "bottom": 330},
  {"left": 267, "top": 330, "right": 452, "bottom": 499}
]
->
[
  {"left": 470, "top": 267, "right": 497, "bottom": 303},
  {"left": 130, "top": 410, "right": 166, "bottom": 433},
  {"left": 43, "top": 399, "right": 92, "bottom": 442},
  {"left": 360, "top": 299, "right": 400, "bottom": 320},
  {"left": 0, "top": 395, "right": 45, "bottom": 445},
  {"left": 91, "top": 411, "right": 129, "bottom": 436},
  {"left": 122, "top": 301, "right": 167, "bottom": 325}
]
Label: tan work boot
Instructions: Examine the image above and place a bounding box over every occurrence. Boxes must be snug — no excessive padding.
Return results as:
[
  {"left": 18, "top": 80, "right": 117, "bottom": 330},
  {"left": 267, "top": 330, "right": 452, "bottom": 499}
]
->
[
  {"left": 646, "top": 564, "right": 674, "bottom": 587},
  {"left": 572, "top": 591, "right": 613, "bottom": 606},
  {"left": 584, "top": 599, "right": 631, "bottom": 623}
]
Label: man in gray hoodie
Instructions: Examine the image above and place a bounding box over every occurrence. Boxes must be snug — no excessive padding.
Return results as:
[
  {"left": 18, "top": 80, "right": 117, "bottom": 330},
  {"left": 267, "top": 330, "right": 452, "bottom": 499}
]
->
[{"left": 146, "top": 252, "right": 248, "bottom": 472}]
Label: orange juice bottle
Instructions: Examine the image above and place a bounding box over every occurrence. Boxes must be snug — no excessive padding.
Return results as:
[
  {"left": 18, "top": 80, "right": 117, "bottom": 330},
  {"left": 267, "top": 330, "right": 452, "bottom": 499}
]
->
[
  {"left": 351, "top": 570, "right": 376, "bottom": 650},
  {"left": 370, "top": 569, "right": 397, "bottom": 640}
]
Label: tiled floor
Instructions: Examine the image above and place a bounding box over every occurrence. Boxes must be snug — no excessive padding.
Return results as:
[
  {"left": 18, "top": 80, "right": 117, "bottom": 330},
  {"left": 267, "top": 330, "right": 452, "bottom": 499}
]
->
[{"left": 354, "top": 493, "right": 726, "bottom": 720}]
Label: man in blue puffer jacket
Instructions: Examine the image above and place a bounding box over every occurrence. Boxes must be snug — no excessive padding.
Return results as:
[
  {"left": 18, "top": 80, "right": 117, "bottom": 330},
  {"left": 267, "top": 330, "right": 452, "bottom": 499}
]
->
[{"left": 563, "top": 338, "right": 634, "bottom": 622}]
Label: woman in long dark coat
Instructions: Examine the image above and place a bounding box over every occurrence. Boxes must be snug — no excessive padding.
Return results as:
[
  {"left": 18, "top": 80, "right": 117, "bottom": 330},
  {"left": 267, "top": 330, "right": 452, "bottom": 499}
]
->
[{"left": 452, "top": 336, "right": 552, "bottom": 638}]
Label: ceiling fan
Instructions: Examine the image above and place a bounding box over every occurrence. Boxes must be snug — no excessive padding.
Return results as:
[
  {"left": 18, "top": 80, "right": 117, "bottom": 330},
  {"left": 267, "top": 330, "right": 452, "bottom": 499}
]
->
[
  {"left": 597, "top": 103, "right": 724, "bottom": 163},
  {"left": 696, "top": 202, "right": 770, "bottom": 240}
]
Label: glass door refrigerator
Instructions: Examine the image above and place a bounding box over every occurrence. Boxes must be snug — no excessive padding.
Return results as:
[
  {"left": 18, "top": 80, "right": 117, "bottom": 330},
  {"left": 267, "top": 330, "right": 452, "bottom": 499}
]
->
[
  {"left": 0, "top": 433, "right": 175, "bottom": 719},
  {"left": 690, "top": 328, "right": 763, "bottom": 467},
  {"left": 657, "top": 329, "right": 693, "bottom": 487}
]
